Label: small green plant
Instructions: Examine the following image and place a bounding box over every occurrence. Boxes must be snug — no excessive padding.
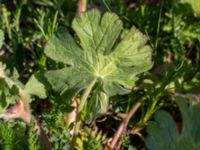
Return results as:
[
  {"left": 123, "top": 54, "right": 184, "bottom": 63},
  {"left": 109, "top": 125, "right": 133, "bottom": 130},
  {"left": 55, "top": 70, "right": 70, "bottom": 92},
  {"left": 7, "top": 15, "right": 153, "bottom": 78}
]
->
[
  {"left": 0, "top": 63, "right": 50, "bottom": 149},
  {"left": 76, "top": 129, "right": 106, "bottom": 150},
  {"left": 0, "top": 0, "right": 199, "bottom": 149},
  {"left": 44, "top": 9, "right": 152, "bottom": 149}
]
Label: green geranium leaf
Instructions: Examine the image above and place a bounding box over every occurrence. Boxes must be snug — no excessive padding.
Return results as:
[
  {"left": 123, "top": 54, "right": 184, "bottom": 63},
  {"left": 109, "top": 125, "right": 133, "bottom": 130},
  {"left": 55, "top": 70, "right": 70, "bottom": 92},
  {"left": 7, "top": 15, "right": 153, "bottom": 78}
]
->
[
  {"left": 146, "top": 96, "right": 200, "bottom": 150},
  {"left": 24, "top": 73, "right": 47, "bottom": 99},
  {"left": 45, "top": 10, "right": 152, "bottom": 116}
]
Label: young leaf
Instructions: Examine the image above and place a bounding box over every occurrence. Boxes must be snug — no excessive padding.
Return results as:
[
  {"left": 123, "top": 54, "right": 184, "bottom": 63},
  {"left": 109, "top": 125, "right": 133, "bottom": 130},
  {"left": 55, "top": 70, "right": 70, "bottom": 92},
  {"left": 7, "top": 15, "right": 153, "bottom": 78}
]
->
[
  {"left": 146, "top": 96, "right": 200, "bottom": 150},
  {"left": 24, "top": 73, "right": 47, "bottom": 99},
  {"left": 45, "top": 10, "right": 152, "bottom": 115}
]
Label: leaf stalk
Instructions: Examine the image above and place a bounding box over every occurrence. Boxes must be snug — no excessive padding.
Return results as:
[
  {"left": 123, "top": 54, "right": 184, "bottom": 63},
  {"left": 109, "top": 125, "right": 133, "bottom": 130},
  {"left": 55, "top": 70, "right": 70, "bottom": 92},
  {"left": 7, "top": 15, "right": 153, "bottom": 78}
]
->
[
  {"left": 70, "top": 78, "right": 97, "bottom": 150},
  {"left": 78, "top": 0, "right": 88, "bottom": 15}
]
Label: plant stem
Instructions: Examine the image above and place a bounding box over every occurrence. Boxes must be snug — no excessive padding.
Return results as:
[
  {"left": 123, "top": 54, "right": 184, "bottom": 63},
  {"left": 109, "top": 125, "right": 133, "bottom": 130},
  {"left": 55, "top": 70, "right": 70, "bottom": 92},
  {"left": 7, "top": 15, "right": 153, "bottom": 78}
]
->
[
  {"left": 19, "top": 89, "right": 30, "bottom": 113},
  {"left": 154, "top": 0, "right": 163, "bottom": 51},
  {"left": 130, "top": 100, "right": 158, "bottom": 136},
  {"left": 78, "top": 78, "right": 97, "bottom": 112},
  {"left": 109, "top": 100, "right": 142, "bottom": 149},
  {"left": 70, "top": 78, "right": 97, "bottom": 150},
  {"left": 78, "top": 0, "right": 88, "bottom": 15}
]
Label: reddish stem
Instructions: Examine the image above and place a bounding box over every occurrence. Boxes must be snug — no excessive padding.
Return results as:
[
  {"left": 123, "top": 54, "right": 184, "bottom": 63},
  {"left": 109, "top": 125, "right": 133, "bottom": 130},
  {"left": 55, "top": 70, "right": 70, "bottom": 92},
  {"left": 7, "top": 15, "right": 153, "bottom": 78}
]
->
[{"left": 109, "top": 101, "right": 142, "bottom": 149}]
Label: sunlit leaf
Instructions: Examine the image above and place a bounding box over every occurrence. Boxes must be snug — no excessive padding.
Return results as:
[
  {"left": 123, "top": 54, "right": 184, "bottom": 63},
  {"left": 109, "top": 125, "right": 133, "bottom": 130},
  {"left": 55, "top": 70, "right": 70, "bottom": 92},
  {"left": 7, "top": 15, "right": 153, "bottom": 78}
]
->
[
  {"left": 24, "top": 73, "right": 47, "bottom": 99},
  {"left": 45, "top": 10, "right": 152, "bottom": 117}
]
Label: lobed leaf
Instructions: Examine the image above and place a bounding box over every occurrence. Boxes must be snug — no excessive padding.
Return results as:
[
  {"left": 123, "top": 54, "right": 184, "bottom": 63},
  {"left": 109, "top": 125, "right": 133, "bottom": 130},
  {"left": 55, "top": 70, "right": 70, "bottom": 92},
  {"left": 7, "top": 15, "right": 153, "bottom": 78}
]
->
[{"left": 45, "top": 10, "right": 152, "bottom": 118}]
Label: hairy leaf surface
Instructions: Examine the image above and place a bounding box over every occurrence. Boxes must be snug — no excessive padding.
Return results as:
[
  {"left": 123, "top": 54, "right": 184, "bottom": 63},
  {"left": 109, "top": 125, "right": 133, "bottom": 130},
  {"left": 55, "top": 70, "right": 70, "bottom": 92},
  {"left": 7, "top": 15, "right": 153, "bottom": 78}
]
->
[{"left": 45, "top": 10, "right": 152, "bottom": 117}]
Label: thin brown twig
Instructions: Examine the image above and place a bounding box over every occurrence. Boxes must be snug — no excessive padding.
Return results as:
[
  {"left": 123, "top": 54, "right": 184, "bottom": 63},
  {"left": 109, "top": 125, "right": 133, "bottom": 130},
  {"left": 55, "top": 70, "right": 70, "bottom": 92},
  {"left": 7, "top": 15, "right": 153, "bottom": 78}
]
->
[
  {"left": 78, "top": 0, "right": 88, "bottom": 15},
  {"left": 19, "top": 89, "right": 30, "bottom": 113},
  {"left": 109, "top": 100, "right": 142, "bottom": 149}
]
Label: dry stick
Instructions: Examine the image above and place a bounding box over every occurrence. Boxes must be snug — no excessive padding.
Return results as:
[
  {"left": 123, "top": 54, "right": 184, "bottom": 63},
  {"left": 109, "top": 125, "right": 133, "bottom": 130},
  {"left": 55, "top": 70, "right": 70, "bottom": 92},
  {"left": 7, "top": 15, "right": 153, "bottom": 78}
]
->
[
  {"left": 19, "top": 89, "right": 30, "bottom": 113},
  {"left": 109, "top": 100, "right": 142, "bottom": 149},
  {"left": 78, "top": 0, "right": 88, "bottom": 15}
]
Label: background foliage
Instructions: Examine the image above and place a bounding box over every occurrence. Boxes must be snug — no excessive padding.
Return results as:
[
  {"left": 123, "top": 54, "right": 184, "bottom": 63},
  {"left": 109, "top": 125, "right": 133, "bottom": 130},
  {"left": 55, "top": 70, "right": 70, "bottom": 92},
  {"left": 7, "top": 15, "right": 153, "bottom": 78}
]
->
[{"left": 0, "top": 0, "right": 200, "bottom": 149}]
